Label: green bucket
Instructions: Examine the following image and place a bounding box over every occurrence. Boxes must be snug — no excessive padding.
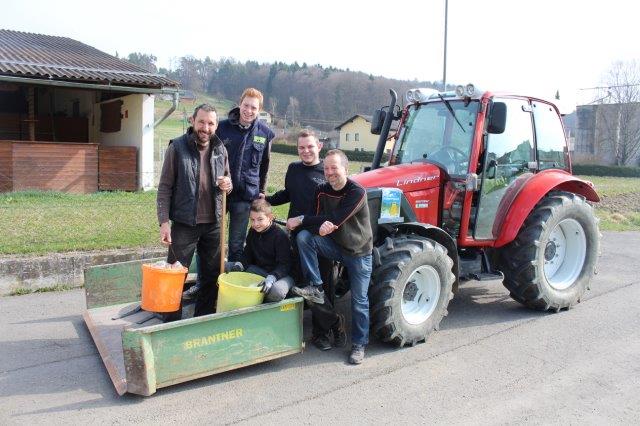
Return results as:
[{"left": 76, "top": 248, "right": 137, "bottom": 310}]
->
[{"left": 216, "top": 272, "right": 265, "bottom": 313}]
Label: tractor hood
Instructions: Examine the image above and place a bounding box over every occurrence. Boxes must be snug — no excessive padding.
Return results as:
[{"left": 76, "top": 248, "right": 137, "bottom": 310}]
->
[{"left": 352, "top": 163, "right": 441, "bottom": 192}]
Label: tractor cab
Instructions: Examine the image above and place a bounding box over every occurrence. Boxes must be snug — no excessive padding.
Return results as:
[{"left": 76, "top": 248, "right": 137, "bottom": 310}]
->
[{"left": 367, "top": 85, "right": 577, "bottom": 246}]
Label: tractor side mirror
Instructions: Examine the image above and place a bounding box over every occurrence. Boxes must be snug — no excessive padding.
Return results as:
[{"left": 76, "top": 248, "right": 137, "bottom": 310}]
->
[
  {"left": 371, "top": 109, "right": 386, "bottom": 135},
  {"left": 488, "top": 102, "right": 507, "bottom": 134},
  {"left": 486, "top": 159, "right": 497, "bottom": 179}
]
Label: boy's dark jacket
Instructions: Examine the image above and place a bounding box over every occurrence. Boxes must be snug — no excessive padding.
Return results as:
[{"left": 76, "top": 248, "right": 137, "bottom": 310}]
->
[{"left": 241, "top": 223, "right": 292, "bottom": 279}]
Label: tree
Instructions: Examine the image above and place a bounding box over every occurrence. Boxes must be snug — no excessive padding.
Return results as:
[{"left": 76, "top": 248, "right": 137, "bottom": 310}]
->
[
  {"left": 595, "top": 60, "right": 640, "bottom": 166},
  {"left": 126, "top": 52, "right": 158, "bottom": 73}
]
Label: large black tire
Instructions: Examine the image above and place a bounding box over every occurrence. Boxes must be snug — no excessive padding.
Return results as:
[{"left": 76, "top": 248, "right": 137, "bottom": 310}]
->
[
  {"left": 498, "top": 191, "right": 600, "bottom": 311},
  {"left": 370, "top": 235, "right": 455, "bottom": 347}
]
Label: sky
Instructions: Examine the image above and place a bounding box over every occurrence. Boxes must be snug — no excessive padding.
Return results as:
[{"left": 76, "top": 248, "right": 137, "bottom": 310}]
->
[{"left": 2, "top": 0, "right": 638, "bottom": 112}]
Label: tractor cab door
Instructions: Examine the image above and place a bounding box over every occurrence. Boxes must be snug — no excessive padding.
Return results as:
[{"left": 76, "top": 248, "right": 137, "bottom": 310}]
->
[{"left": 473, "top": 98, "right": 535, "bottom": 240}]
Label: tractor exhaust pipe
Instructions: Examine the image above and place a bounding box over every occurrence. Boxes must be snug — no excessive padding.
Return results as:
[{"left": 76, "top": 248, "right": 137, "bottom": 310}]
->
[{"left": 371, "top": 89, "right": 397, "bottom": 170}]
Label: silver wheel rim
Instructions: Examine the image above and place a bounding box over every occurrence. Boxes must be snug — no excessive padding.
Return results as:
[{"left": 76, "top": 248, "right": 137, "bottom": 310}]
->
[
  {"left": 402, "top": 265, "right": 441, "bottom": 325},
  {"left": 544, "top": 218, "right": 586, "bottom": 290}
]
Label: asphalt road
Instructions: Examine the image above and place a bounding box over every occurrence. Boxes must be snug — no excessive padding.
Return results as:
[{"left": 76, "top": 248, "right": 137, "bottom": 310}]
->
[{"left": 1, "top": 231, "right": 639, "bottom": 425}]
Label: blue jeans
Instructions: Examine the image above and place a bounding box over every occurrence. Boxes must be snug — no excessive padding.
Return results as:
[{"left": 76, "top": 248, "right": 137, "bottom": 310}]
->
[
  {"left": 227, "top": 200, "right": 251, "bottom": 262},
  {"left": 296, "top": 230, "right": 372, "bottom": 346}
]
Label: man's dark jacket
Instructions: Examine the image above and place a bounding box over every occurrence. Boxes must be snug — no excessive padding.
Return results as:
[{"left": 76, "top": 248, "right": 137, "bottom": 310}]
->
[
  {"left": 157, "top": 128, "right": 230, "bottom": 226},
  {"left": 216, "top": 107, "right": 274, "bottom": 202}
]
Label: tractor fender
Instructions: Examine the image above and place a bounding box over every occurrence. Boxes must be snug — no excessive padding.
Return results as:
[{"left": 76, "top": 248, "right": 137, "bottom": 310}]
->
[
  {"left": 382, "top": 222, "right": 460, "bottom": 290},
  {"left": 493, "top": 170, "right": 599, "bottom": 248}
]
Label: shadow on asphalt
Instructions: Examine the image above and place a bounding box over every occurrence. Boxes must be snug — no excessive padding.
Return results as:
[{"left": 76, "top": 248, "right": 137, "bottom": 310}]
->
[{"left": 4, "top": 279, "right": 550, "bottom": 411}]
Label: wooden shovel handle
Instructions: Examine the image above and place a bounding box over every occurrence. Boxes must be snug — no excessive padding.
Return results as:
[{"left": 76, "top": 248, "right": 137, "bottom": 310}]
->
[{"left": 220, "top": 190, "right": 226, "bottom": 274}]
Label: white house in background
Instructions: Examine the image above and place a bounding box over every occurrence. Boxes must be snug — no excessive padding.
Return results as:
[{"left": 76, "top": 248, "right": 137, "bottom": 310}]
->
[
  {"left": 0, "top": 29, "right": 179, "bottom": 193},
  {"left": 335, "top": 114, "right": 395, "bottom": 153},
  {"left": 258, "top": 111, "right": 272, "bottom": 124}
]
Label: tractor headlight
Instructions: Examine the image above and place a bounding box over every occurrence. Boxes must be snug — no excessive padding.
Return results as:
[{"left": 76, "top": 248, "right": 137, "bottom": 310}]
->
[
  {"left": 406, "top": 90, "right": 415, "bottom": 103},
  {"left": 455, "top": 85, "right": 465, "bottom": 97},
  {"left": 465, "top": 83, "right": 476, "bottom": 97}
]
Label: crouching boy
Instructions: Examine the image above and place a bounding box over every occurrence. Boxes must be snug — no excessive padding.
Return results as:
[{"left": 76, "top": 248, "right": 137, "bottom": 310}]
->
[{"left": 230, "top": 199, "right": 294, "bottom": 302}]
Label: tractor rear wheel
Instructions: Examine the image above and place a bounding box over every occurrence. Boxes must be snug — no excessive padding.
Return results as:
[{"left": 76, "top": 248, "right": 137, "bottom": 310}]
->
[
  {"left": 498, "top": 191, "right": 599, "bottom": 311},
  {"left": 370, "top": 235, "right": 455, "bottom": 347}
]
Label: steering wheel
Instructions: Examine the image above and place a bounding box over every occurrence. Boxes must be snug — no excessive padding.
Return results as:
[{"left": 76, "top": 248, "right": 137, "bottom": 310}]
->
[{"left": 431, "top": 146, "right": 467, "bottom": 174}]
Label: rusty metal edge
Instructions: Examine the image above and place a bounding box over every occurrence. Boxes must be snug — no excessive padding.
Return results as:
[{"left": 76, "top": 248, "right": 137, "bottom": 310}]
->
[{"left": 82, "top": 310, "right": 127, "bottom": 396}]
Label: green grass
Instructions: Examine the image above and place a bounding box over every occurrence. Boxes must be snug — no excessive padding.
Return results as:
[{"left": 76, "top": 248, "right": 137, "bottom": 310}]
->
[
  {"left": 0, "top": 152, "right": 368, "bottom": 255},
  {"left": 579, "top": 175, "right": 640, "bottom": 197},
  {"left": 2, "top": 167, "right": 635, "bottom": 256},
  {"left": 9, "top": 284, "right": 74, "bottom": 296},
  {"left": 577, "top": 175, "right": 640, "bottom": 231}
]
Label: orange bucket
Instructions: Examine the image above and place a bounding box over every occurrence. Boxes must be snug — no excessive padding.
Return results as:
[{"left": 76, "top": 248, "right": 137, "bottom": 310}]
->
[{"left": 141, "top": 263, "right": 188, "bottom": 312}]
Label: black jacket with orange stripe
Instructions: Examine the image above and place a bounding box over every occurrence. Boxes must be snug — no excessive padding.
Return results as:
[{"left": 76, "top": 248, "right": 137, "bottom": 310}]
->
[{"left": 301, "top": 178, "right": 373, "bottom": 257}]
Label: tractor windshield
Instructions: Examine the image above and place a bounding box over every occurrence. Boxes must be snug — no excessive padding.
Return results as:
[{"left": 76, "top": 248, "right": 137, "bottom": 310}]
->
[{"left": 392, "top": 100, "right": 480, "bottom": 175}]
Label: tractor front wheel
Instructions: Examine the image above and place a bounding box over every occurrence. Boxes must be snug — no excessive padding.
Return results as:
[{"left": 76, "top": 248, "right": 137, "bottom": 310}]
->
[
  {"left": 498, "top": 191, "right": 600, "bottom": 311},
  {"left": 370, "top": 235, "right": 455, "bottom": 347}
]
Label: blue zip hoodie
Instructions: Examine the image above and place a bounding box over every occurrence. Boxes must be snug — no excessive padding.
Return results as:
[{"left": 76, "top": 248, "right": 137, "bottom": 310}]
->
[{"left": 216, "top": 107, "right": 274, "bottom": 202}]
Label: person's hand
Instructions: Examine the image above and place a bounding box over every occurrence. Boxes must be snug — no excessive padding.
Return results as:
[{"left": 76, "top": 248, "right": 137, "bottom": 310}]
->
[
  {"left": 319, "top": 221, "right": 338, "bottom": 236},
  {"left": 286, "top": 216, "right": 303, "bottom": 231},
  {"left": 217, "top": 176, "right": 232, "bottom": 193},
  {"left": 224, "top": 261, "right": 244, "bottom": 272},
  {"left": 261, "top": 275, "right": 276, "bottom": 294},
  {"left": 160, "top": 222, "right": 172, "bottom": 246}
]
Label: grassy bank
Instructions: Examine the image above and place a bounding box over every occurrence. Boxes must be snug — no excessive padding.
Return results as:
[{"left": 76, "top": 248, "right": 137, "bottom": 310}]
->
[
  {"left": 0, "top": 152, "right": 367, "bottom": 255},
  {"left": 1, "top": 167, "right": 636, "bottom": 255}
]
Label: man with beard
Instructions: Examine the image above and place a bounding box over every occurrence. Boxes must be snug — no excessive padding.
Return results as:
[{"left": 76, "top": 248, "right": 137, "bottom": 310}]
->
[{"left": 157, "top": 103, "right": 232, "bottom": 319}]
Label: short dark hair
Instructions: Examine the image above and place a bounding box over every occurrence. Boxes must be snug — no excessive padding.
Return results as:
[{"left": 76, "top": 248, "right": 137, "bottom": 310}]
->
[
  {"left": 325, "top": 149, "right": 349, "bottom": 168},
  {"left": 192, "top": 103, "right": 218, "bottom": 119},
  {"left": 298, "top": 129, "right": 317, "bottom": 139},
  {"left": 250, "top": 199, "right": 272, "bottom": 215}
]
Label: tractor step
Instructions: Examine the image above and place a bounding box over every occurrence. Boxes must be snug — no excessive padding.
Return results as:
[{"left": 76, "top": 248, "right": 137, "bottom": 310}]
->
[{"left": 469, "top": 271, "right": 504, "bottom": 281}]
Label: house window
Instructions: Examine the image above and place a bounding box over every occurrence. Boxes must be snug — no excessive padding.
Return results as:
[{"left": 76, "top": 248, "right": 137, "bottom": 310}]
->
[
  {"left": 355, "top": 133, "right": 359, "bottom": 141},
  {"left": 345, "top": 133, "right": 350, "bottom": 142}
]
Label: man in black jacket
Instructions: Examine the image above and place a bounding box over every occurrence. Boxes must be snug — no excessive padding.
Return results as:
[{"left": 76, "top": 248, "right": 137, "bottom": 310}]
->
[
  {"left": 289, "top": 149, "right": 373, "bottom": 365},
  {"left": 157, "top": 104, "right": 232, "bottom": 318},
  {"left": 268, "top": 130, "right": 346, "bottom": 351}
]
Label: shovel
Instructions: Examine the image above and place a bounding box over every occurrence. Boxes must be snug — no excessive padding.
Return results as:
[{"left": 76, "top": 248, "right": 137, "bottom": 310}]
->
[{"left": 220, "top": 190, "right": 227, "bottom": 274}]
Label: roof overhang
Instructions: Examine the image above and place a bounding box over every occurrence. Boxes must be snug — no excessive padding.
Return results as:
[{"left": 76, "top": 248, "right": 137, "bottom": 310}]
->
[{"left": 0, "top": 74, "right": 179, "bottom": 95}]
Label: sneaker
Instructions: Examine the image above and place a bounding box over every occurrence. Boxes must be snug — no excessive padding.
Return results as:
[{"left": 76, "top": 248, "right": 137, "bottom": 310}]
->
[
  {"left": 182, "top": 283, "right": 201, "bottom": 301},
  {"left": 331, "top": 313, "right": 347, "bottom": 348},
  {"left": 312, "top": 335, "right": 332, "bottom": 351},
  {"left": 349, "top": 345, "right": 365, "bottom": 365},
  {"left": 292, "top": 284, "right": 325, "bottom": 304}
]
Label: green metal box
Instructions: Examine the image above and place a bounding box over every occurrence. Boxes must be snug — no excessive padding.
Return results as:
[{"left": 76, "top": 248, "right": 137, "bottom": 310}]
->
[{"left": 83, "top": 259, "right": 304, "bottom": 396}]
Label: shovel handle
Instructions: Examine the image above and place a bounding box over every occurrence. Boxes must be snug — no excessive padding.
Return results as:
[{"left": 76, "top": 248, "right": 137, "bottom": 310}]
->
[{"left": 220, "top": 190, "right": 227, "bottom": 274}]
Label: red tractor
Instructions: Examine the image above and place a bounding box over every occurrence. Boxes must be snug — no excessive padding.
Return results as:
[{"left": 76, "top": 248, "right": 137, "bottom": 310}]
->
[{"left": 345, "top": 85, "right": 600, "bottom": 347}]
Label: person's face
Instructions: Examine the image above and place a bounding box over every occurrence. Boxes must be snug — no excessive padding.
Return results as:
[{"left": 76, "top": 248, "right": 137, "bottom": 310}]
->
[
  {"left": 297, "top": 136, "right": 322, "bottom": 165},
  {"left": 323, "top": 154, "right": 348, "bottom": 190},
  {"left": 190, "top": 109, "right": 218, "bottom": 145},
  {"left": 239, "top": 96, "right": 260, "bottom": 126},
  {"left": 249, "top": 211, "right": 272, "bottom": 233}
]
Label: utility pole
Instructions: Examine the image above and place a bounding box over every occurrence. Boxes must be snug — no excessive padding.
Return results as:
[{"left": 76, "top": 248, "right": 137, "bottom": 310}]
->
[{"left": 443, "top": 0, "right": 448, "bottom": 91}]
